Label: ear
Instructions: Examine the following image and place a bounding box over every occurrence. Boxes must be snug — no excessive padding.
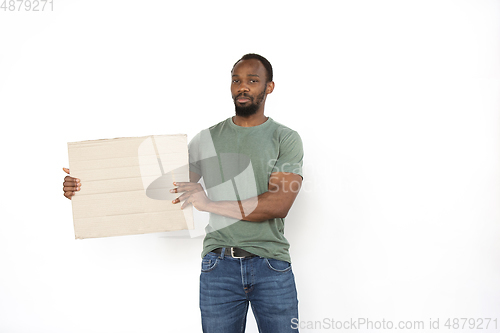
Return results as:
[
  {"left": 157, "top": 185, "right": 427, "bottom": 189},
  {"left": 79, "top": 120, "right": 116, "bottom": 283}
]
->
[{"left": 266, "top": 81, "right": 275, "bottom": 94}]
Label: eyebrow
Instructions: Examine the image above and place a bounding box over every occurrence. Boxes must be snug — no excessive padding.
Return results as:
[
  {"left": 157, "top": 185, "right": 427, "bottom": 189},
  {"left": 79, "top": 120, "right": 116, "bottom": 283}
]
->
[{"left": 232, "top": 74, "right": 260, "bottom": 77}]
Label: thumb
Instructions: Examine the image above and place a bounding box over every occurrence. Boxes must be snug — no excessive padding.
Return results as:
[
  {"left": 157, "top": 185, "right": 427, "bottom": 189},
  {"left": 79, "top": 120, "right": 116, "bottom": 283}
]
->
[{"left": 63, "top": 167, "right": 70, "bottom": 174}]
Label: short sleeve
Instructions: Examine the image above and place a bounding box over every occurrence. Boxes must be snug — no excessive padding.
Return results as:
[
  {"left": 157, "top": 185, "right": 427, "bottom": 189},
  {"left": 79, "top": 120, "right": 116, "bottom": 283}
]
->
[
  {"left": 272, "top": 130, "right": 304, "bottom": 178},
  {"left": 188, "top": 132, "right": 202, "bottom": 176}
]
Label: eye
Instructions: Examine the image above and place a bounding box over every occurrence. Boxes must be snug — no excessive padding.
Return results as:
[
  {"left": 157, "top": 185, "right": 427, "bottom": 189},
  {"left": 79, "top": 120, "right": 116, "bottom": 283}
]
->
[{"left": 232, "top": 80, "right": 240, "bottom": 84}]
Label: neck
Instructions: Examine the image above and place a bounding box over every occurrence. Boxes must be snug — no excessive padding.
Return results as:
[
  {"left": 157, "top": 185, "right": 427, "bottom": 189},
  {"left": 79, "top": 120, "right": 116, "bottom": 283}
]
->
[{"left": 232, "top": 111, "right": 268, "bottom": 127}]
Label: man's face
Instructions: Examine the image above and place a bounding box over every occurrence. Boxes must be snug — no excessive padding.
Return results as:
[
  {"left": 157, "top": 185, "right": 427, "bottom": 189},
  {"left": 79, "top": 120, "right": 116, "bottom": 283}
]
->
[{"left": 231, "top": 59, "right": 271, "bottom": 117}]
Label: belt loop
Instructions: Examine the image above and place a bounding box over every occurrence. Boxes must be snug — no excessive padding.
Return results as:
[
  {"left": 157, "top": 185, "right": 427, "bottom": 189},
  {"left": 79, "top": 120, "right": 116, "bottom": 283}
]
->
[{"left": 220, "top": 247, "right": 226, "bottom": 259}]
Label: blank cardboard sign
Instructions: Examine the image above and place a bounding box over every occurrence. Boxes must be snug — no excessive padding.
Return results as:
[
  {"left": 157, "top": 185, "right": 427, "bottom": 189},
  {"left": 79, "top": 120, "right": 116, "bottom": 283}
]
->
[{"left": 68, "top": 135, "right": 194, "bottom": 239}]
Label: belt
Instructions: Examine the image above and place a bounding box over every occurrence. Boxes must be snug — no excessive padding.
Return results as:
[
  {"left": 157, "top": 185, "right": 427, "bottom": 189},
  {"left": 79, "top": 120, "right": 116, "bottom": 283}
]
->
[{"left": 212, "top": 247, "right": 257, "bottom": 259}]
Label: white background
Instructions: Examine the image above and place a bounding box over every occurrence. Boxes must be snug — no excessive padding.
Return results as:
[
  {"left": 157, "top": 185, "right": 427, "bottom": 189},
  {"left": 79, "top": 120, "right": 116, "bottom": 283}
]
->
[{"left": 1, "top": 0, "right": 499, "bottom": 332}]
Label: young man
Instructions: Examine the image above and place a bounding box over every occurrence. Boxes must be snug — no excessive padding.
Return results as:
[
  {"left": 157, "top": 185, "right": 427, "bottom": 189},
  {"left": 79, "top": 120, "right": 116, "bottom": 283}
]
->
[{"left": 63, "top": 54, "right": 303, "bottom": 333}]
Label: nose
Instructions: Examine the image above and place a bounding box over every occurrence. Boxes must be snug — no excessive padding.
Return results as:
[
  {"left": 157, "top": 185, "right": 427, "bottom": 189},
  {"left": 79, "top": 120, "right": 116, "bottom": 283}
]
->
[{"left": 237, "top": 82, "right": 250, "bottom": 93}]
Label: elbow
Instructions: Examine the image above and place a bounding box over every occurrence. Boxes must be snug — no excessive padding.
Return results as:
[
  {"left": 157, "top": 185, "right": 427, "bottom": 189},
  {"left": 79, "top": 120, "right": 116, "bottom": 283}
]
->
[
  {"left": 272, "top": 200, "right": 292, "bottom": 219},
  {"left": 245, "top": 207, "right": 288, "bottom": 222},
  {"left": 278, "top": 213, "right": 288, "bottom": 219},
  {"left": 276, "top": 206, "right": 290, "bottom": 219}
]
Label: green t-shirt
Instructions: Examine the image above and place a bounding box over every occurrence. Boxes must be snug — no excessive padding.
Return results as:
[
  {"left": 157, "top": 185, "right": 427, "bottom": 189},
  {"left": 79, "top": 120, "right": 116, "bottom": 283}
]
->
[{"left": 188, "top": 117, "right": 303, "bottom": 263}]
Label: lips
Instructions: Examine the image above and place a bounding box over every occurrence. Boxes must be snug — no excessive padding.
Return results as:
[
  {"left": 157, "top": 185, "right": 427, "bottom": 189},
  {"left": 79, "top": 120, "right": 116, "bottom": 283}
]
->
[{"left": 235, "top": 94, "right": 251, "bottom": 103}]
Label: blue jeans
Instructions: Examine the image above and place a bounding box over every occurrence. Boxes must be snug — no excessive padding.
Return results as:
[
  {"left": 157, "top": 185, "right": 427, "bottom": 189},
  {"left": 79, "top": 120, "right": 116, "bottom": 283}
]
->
[{"left": 200, "top": 249, "right": 299, "bottom": 333}]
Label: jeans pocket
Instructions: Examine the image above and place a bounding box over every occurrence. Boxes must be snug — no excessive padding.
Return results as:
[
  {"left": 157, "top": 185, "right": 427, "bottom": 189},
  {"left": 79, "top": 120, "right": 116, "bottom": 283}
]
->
[
  {"left": 265, "top": 258, "right": 292, "bottom": 273},
  {"left": 201, "top": 255, "right": 219, "bottom": 273}
]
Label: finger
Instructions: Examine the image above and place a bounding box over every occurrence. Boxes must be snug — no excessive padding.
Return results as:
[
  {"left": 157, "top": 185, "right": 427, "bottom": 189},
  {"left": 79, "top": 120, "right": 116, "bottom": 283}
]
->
[
  {"left": 63, "top": 180, "right": 80, "bottom": 187},
  {"left": 63, "top": 167, "right": 70, "bottom": 174},
  {"left": 63, "top": 176, "right": 81, "bottom": 191},
  {"left": 172, "top": 193, "right": 186, "bottom": 204},
  {"left": 64, "top": 176, "right": 81, "bottom": 185},
  {"left": 64, "top": 175, "right": 80, "bottom": 181},
  {"left": 181, "top": 199, "right": 191, "bottom": 210},
  {"left": 64, "top": 191, "right": 74, "bottom": 200},
  {"left": 169, "top": 186, "right": 194, "bottom": 194},
  {"left": 63, "top": 186, "right": 80, "bottom": 192},
  {"left": 63, "top": 183, "right": 80, "bottom": 190},
  {"left": 173, "top": 183, "right": 202, "bottom": 194},
  {"left": 172, "top": 190, "right": 193, "bottom": 204},
  {"left": 174, "top": 192, "right": 192, "bottom": 203},
  {"left": 172, "top": 183, "right": 188, "bottom": 192},
  {"left": 63, "top": 180, "right": 81, "bottom": 189},
  {"left": 172, "top": 182, "right": 198, "bottom": 191}
]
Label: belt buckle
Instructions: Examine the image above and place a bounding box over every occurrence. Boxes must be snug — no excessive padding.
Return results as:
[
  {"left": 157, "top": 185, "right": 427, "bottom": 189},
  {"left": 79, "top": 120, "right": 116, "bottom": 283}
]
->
[{"left": 230, "top": 247, "right": 245, "bottom": 259}]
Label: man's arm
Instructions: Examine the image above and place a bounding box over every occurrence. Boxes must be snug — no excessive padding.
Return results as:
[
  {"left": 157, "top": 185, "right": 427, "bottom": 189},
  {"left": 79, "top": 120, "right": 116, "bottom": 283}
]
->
[{"left": 172, "top": 172, "right": 302, "bottom": 222}]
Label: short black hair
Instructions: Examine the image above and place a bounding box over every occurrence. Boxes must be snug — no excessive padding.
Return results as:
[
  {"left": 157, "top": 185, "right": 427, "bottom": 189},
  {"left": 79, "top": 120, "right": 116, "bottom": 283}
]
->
[{"left": 232, "top": 53, "right": 273, "bottom": 83}]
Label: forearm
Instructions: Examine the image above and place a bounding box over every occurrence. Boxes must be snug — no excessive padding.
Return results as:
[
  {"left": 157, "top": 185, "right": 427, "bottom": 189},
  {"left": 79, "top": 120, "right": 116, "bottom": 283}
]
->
[
  {"left": 175, "top": 172, "right": 301, "bottom": 222},
  {"left": 205, "top": 191, "right": 288, "bottom": 222}
]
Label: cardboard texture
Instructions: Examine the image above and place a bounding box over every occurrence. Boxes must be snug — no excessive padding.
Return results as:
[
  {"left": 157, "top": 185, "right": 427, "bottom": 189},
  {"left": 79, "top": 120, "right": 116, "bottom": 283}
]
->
[{"left": 68, "top": 135, "right": 194, "bottom": 239}]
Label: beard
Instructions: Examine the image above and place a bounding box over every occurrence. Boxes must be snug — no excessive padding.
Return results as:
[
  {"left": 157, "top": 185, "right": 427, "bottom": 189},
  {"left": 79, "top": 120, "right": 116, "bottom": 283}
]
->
[
  {"left": 234, "top": 88, "right": 266, "bottom": 117},
  {"left": 235, "top": 101, "right": 259, "bottom": 117}
]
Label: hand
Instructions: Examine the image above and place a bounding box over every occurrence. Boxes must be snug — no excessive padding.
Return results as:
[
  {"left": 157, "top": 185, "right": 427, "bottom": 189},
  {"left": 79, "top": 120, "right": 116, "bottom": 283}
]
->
[
  {"left": 62, "top": 167, "right": 81, "bottom": 200},
  {"left": 171, "top": 182, "right": 212, "bottom": 211}
]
